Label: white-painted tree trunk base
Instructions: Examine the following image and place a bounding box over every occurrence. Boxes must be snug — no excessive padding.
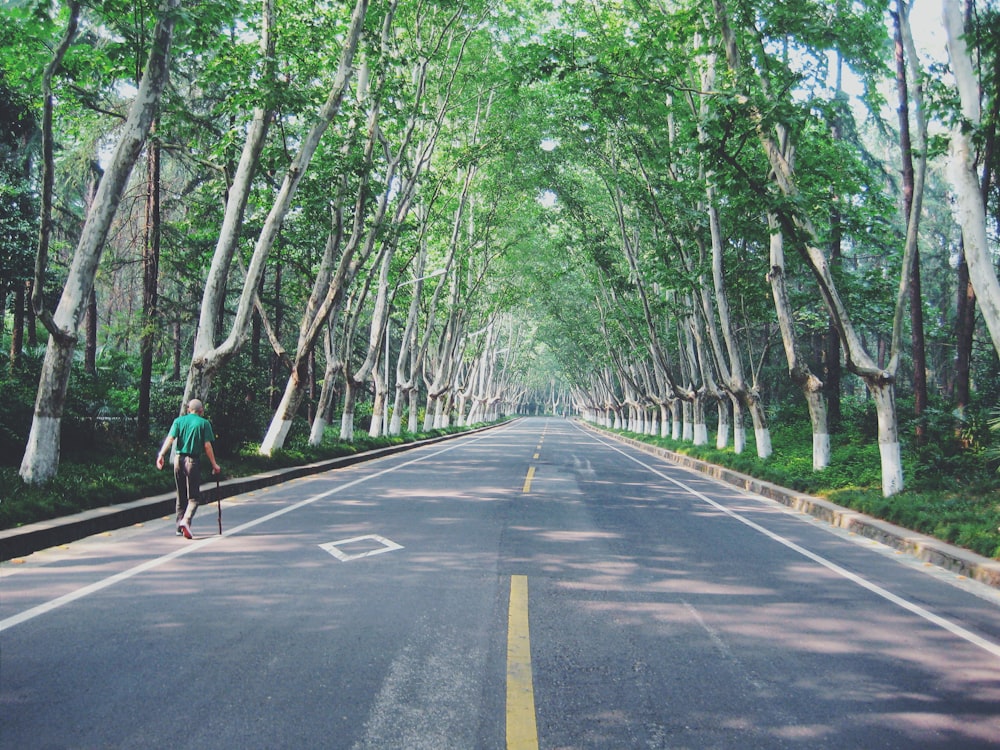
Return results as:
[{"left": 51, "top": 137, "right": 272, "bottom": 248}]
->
[
  {"left": 812, "top": 432, "right": 830, "bottom": 471},
  {"left": 19, "top": 416, "right": 62, "bottom": 484},
  {"left": 716, "top": 424, "right": 730, "bottom": 450},
  {"left": 693, "top": 424, "right": 708, "bottom": 446},
  {"left": 260, "top": 418, "right": 294, "bottom": 456},
  {"left": 754, "top": 427, "right": 772, "bottom": 459},
  {"left": 733, "top": 428, "right": 746, "bottom": 455},
  {"left": 408, "top": 393, "right": 420, "bottom": 433},
  {"left": 309, "top": 416, "right": 328, "bottom": 446},
  {"left": 879, "top": 441, "right": 904, "bottom": 497},
  {"left": 341, "top": 411, "right": 355, "bottom": 442}
]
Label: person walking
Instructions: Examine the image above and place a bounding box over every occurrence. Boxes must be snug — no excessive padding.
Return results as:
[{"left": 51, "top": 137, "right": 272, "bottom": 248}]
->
[{"left": 155, "top": 399, "right": 221, "bottom": 539}]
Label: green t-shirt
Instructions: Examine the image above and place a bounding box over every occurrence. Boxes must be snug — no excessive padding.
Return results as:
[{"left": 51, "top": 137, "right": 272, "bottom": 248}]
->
[{"left": 169, "top": 412, "right": 215, "bottom": 456}]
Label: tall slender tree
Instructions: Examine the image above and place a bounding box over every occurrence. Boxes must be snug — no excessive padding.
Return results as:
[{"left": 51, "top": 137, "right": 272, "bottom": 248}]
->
[{"left": 21, "top": 0, "right": 180, "bottom": 483}]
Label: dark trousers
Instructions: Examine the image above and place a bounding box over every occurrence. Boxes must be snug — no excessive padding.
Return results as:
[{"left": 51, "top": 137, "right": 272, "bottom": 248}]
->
[{"left": 173, "top": 454, "right": 201, "bottom": 522}]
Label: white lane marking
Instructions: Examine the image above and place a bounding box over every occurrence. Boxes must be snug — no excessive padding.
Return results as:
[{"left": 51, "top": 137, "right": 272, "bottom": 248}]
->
[
  {"left": 0, "top": 426, "right": 516, "bottom": 633},
  {"left": 320, "top": 534, "right": 403, "bottom": 561},
  {"left": 579, "top": 426, "right": 1000, "bottom": 660}
]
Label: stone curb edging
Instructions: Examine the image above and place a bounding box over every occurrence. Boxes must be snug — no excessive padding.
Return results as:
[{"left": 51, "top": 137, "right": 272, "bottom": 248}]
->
[
  {"left": 0, "top": 422, "right": 506, "bottom": 562},
  {"left": 588, "top": 425, "right": 1000, "bottom": 591}
]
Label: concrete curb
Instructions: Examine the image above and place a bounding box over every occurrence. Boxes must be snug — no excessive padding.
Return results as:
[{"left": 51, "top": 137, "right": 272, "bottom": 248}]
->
[
  {"left": 0, "top": 422, "right": 505, "bottom": 562},
  {"left": 588, "top": 425, "right": 1000, "bottom": 591}
]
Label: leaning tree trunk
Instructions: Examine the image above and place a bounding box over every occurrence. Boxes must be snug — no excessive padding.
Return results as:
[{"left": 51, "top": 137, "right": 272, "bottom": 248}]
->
[
  {"left": 20, "top": 0, "right": 179, "bottom": 483},
  {"left": 700, "top": 60, "right": 771, "bottom": 458},
  {"left": 894, "top": 1, "right": 927, "bottom": 443},
  {"left": 137, "top": 128, "right": 161, "bottom": 441},
  {"left": 341, "top": 247, "right": 393, "bottom": 440},
  {"left": 309, "top": 319, "right": 344, "bottom": 446},
  {"left": 183, "top": 0, "right": 367, "bottom": 407},
  {"left": 943, "top": 0, "right": 1000, "bottom": 358},
  {"left": 713, "top": 0, "right": 904, "bottom": 495},
  {"left": 768, "top": 214, "right": 830, "bottom": 470},
  {"left": 953, "top": 251, "right": 975, "bottom": 411}
]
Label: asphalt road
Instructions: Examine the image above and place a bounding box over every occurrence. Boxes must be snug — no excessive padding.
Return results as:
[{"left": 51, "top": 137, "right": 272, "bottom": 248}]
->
[{"left": 2, "top": 417, "right": 1000, "bottom": 749}]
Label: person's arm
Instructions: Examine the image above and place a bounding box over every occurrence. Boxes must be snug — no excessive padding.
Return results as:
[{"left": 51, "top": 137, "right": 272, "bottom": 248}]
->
[
  {"left": 204, "top": 440, "right": 221, "bottom": 475},
  {"left": 155, "top": 435, "right": 174, "bottom": 470}
]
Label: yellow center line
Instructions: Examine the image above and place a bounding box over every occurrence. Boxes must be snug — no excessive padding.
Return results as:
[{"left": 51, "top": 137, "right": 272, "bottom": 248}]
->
[
  {"left": 533, "top": 453, "right": 539, "bottom": 460},
  {"left": 522, "top": 466, "right": 535, "bottom": 493},
  {"left": 507, "top": 575, "right": 539, "bottom": 750}
]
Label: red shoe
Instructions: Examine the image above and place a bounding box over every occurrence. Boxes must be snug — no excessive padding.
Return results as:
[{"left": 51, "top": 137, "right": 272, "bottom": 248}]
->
[{"left": 178, "top": 521, "right": 193, "bottom": 539}]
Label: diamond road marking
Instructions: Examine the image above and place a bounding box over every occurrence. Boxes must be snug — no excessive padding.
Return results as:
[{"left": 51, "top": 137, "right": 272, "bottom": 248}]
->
[{"left": 319, "top": 534, "right": 404, "bottom": 562}]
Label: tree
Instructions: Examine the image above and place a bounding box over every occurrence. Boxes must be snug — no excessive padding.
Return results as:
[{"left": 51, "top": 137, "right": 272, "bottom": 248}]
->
[
  {"left": 180, "top": 0, "right": 370, "bottom": 409},
  {"left": 20, "top": 0, "right": 180, "bottom": 483},
  {"left": 0, "top": 73, "right": 37, "bottom": 371},
  {"left": 711, "top": 0, "right": 908, "bottom": 496},
  {"left": 943, "top": 0, "right": 1000, "bottom": 356}
]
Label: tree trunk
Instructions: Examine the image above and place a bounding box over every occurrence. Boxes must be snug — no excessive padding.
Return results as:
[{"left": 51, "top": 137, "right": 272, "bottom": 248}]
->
[
  {"left": 83, "top": 164, "right": 101, "bottom": 377},
  {"left": 182, "top": 0, "right": 367, "bottom": 407},
  {"left": 896, "top": 1, "right": 928, "bottom": 442},
  {"left": 84, "top": 289, "right": 97, "bottom": 376},
  {"left": 308, "top": 323, "right": 341, "bottom": 446},
  {"left": 943, "top": 0, "right": 1000, "bottom": 357},
  {"left": 171, "top": 315, "right": 181, "bottom": 381},
  {"left": 340, "top": 379, "right": 358, "bottom": 442},
  {"left": 261, "top": 356, "right": 309, "bottom": 452},
  {"left": 407, "top": 384, "right": 421, "bottom": 433},
  {"left": 768, "top": 214, "right": 830, "bottom": 470},
  {"left": 137, "top": 130, "right": 161, "bottom": 441},
  {"left": 954, "top": 248, "right": 975, "bottom": 411},
  {"left": 713, "top": 0, "right": 905, "bottom": 495},
  {"left": 369, "top": 344, "right": 387, "bottom": 437},
  {"left": 872, "top": 379, "right": 905, "bottom": 496},
  {"left": 268, "top": 258, "right": 283, "bottom": 411},
  {"left": 267, "top": 0, "right": 464, "bottom": 450},
  {"left": 31, "top": 0, "right": 80, "bottom": 341},
  {"left": 825, "top": 226, "right": 843, "bottom": 430},
  {"left": 692, "top": 393, "right": 708, "bottom": 446},
  {"left": 9, "top": 281, "right": 25, "bottom": 370},
  {"left": 730, "top": 395, "right": 745, "bottom": 454},
  {"left": 20, "top": 0, "right": 179, "bottom": 483},
  {"left": 341, "top": 247, "right": 393, "bottom": 441}
]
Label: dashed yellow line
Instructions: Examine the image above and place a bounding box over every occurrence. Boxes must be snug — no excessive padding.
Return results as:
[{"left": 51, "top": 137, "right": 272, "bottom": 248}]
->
[
  {"left": 507, "top": 575, "right": 538, "bottom": 750},
  {"left": 522, "top": 466, "right": 536, "bottom": 493}
]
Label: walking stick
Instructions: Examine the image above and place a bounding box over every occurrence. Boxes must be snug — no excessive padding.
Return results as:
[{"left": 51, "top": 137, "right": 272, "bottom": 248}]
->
[{"left": 216, "top": 475, "right": 223, "bottom": 534}]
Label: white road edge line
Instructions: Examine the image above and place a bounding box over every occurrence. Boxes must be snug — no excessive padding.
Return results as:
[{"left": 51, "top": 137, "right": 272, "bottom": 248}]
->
[
  {"left": 0, "top": 426, "right": 514, "bottom": 633},
  {"left": 580, "top": 426, "right": 1000, "bottom": 660}
]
